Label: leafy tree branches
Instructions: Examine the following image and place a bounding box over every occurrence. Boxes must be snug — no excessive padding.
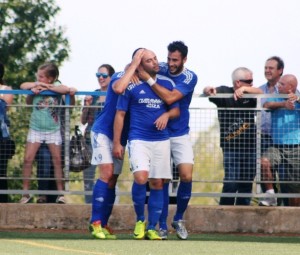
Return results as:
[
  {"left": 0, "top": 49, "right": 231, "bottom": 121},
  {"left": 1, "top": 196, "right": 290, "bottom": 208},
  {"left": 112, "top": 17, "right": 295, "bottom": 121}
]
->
[{"left": 0, "top": 0, "right": 70, "bottom": 87}]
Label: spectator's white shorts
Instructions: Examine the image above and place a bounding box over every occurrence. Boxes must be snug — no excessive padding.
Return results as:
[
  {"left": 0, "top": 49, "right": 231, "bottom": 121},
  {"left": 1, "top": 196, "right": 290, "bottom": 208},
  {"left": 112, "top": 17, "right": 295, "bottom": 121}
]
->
[
  {"left": 27, "top": 129, "right": 62, "bottom": 145},
  {"left": 128, "top": 139, "right": 172, "bottom": 179},
  {"left": 171, "top": 134, "right": 194, "bottom": 166},
  {"left": 91, "top": 131, "right": 123, "bottom": 174}
]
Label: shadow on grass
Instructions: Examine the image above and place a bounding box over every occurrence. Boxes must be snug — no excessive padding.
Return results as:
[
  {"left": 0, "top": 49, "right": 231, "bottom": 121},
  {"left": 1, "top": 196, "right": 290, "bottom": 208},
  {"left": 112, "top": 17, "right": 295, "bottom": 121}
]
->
[{"left": 1, "top": 231, "right": 300, "bottom": 244}]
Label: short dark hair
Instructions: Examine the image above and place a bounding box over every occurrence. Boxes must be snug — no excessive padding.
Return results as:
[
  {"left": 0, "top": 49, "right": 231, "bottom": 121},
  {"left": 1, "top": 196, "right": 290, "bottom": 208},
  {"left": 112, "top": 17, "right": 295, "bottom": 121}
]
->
[
  {"left": 132, "top": 47, "right": 145, "bottom": 59},
  {"left": 167, "top": 41, "right": 188, "bottom": 58},
  {"left": 267, "top": 56, "right": 284, "bottom": 74},
  {"left": 0, "top": 62, "right": 4, "bottom": 84},
  {"left": 98, "top": 64, "right": 115, "bottom": 77}
]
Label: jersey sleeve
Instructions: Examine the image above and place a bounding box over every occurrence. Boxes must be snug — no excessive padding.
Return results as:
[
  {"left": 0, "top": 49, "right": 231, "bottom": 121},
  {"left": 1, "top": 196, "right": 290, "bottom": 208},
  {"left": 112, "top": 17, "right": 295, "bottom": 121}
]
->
[
  {"left": 175, "top": 70, "right": 198, "bottom": 97},
  {"left": 158, "top": 62, "right": 169, "bottom": 75},
  {"left": 116, "top": 89, "right": 130, "bottom": 112},
  {"left": 164, "top": 79, "right": 179, "bottom": 109}
]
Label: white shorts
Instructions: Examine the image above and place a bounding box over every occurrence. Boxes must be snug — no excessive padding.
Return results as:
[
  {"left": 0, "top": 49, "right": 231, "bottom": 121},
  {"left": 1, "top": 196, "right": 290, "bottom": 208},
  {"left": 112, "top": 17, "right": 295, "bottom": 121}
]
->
[
  {"left": 27, "top": 129, "right": 62, "bottom": 145},
  {"left": 171, "top": 134, "right": 194, "bottom": 166},
  {"left": 91, "top": 131, "right": 123, "bottom": 175},
  {"left": 128, "top": 139, "right": 172, "bottom": 179}
]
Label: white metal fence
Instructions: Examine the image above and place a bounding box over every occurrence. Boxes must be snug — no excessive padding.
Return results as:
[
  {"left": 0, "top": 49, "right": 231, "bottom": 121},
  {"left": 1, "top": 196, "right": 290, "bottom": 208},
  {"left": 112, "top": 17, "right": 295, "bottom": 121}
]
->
[{"left": 0, "top": 91, "right": 299, "bottom": 205}]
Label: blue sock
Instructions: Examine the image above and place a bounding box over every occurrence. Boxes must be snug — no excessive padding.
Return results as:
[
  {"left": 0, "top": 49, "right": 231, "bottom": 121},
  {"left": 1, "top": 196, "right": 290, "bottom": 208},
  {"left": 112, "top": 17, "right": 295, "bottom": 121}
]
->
[
  {"left": 91, "top": 179, "right": 108, "bottom": 223},
  {"left": 102, "top": 187, "right": 116, "bottom": 226},
  {"left": 147, "top": 189, "right": 163, "bottom": 230},
  {"left": 159, "top": 182, "right": 169, "bottom": 230},
  {"left": 132, "top": 182, "right": 147, "bottom": 222},
  {"left": 174, "top": 181, "right": 192, "bottom": 222}
]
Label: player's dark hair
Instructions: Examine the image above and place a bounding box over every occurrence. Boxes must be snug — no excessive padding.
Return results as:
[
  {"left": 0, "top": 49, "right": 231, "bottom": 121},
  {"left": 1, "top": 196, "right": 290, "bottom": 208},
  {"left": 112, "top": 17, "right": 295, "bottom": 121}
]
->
[
  {"left": 132, "top": 48, "right": 145, "bottom": 59},
  {"left": 168, "top": 41, "right": 188, "bottom": 58}
]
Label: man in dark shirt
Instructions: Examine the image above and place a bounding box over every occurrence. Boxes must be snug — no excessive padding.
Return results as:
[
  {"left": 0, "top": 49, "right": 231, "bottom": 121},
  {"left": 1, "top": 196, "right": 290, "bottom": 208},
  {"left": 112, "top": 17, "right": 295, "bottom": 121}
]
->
[{"left": 203, "top": 67, "right": 263, "bottom": 205}]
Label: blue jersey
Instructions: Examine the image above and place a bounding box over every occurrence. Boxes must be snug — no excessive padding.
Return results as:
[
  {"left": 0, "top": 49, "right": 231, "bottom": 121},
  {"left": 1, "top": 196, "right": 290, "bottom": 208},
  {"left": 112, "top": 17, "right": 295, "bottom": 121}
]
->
[
  {"left": 116, "top": 74, "right": 179, "bottom": 142},
  {"left": 267, "top": 97, "right": 300, "bottom": 145},
  {"left": 158, "top": 62, "right": 198, "bottom": 137},
  {"left": 92, "top": 71, "right": 129, "bottom": 146}
]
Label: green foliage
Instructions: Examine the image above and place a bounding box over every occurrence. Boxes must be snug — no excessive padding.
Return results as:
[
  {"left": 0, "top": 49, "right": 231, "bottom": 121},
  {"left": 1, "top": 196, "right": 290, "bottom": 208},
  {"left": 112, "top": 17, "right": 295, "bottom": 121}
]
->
[
  {"left": 0, "top": 0, "right": 70, "bottom": 88},
  {"left": 191, "top": 119, "right": 224, "bottom": 205},
  {"left": 0, "top": 0, "right": 70, "bottom": 201},
  {"left": 7, "top": 99, "right": 84, "bottom": 202}
]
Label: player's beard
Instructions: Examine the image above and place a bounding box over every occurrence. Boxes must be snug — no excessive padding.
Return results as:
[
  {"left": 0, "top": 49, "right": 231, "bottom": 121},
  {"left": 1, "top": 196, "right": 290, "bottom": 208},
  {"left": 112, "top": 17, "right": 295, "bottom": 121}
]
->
[{"left": 169, "top": 62, "right": 184, "bottom": 75}]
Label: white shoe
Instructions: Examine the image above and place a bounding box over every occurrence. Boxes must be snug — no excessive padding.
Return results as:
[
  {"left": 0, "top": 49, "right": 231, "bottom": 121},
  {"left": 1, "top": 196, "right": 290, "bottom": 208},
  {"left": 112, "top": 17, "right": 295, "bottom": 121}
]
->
[
  {"left": 158, "top": 228, "right": 168, "bottom": 240},
  {"left": 259, "top": 194, "right": 277, "bottom": 206},
  {"left": 56, "top": 195, "right": 66, "bottom": 204},
  {"left": 172, "top": 220, "right": 188, "bottom": 240},
  {"left": 19, "top": 195, "right": 33, "bottom": 204}
]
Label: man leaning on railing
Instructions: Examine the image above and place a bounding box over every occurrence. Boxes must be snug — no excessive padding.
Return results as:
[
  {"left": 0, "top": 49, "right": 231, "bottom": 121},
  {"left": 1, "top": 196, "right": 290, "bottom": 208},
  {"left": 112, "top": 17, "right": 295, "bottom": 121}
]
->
[
  {"left": 203, "top": 67, "right": 263, "bottom": 205},
  {"left": 260, "top": 74, "right": 300, "bottom": 207}
]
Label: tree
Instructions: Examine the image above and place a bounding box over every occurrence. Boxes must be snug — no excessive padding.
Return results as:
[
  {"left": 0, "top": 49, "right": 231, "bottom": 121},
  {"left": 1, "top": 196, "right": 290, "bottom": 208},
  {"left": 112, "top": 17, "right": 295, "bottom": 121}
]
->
[
  {"left": 0, "top": 0, "right": 70, "bottom": 88},
  {"left": 0, "top": 0, "right": 70, "bottom": 201}
]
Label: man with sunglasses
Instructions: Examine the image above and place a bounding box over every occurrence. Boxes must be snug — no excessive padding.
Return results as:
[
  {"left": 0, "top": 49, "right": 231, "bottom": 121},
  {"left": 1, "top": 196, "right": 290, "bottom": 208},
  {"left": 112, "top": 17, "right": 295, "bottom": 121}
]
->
[{"left": 203, "top": 67, "right": 263, "bottom": 205}]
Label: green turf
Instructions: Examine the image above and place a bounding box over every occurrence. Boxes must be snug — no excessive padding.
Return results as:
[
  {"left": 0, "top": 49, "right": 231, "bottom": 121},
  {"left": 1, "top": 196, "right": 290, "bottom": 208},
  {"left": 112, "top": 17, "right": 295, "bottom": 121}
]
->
[{"left": 1, "top": 231, "right": 300, "bottom": 255}]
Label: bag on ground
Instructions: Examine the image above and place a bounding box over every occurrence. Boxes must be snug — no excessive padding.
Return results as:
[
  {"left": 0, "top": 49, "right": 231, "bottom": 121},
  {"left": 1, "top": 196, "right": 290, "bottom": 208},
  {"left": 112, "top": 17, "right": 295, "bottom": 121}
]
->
[{"left": 69, "top": 125, "right": 91, "bottom": 172}]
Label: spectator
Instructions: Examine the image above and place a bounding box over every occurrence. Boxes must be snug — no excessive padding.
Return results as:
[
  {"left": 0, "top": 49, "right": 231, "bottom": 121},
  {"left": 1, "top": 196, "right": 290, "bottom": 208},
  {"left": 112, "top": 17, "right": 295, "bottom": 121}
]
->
[
  {"left": 261, "top": 74, "right": 300, "bottom": 206},
  {"left": 19, "top": 62, "right": 69, "bottom": 204},
  {"left": 113, "top": 49, "right": 180, "bottom": 240},
  {"left": 32, "top": 86, "right": 77, "bottom": 203},
  {"left": 141, "top": 41, "right": 198, "bottom": 240},
  {"left": 81, "top": 64, "right": 115, "bottom": 204},
  {"left": 0, "top": 62, "right": 14, "bottom": 203},
  {"left": 88, "top": 49, "right": 145, "bottom": 239},
  {"left": 258, "top": 56, "right": 285, "bottom": 206},
  {"left": 259, "top": 56, "right": 284, "bottom": 151},
  {"left": 203, "top": 67, "right": 263, "bottom": 205}
]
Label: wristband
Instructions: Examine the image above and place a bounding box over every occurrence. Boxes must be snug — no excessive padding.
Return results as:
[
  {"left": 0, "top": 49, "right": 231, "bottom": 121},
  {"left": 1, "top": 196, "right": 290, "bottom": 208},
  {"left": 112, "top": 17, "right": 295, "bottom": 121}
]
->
[{"left": 146, "top": 77, "right": 156, "bottom": 87}]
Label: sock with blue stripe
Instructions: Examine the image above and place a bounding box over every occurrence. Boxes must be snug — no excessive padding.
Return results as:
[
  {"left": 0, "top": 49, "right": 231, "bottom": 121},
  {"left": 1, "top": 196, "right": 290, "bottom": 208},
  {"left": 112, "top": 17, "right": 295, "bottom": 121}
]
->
[
  {"left": 132, "top": 181, "right": 147, "bottom": 222},
  {"left": 173, "top": 181, "right": 192, "bottom": 222},
  {"left": 91, "top": 179, "right": 108, "bottom": 223},
  {"left": 147, "top": 189, "right": 163, "bottom": 230},
  {"left": 102, "top": 187, "right": 116, "bottom": 226},
  {"left": 159, "top": 182, "right": 169, "bottom": 230}
]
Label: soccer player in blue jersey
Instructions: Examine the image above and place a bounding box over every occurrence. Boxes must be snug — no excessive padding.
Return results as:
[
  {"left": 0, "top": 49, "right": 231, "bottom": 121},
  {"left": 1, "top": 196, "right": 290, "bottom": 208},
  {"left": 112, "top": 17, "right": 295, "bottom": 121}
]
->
[
  {"left": 89, "top": 49, "right": 145, "bottom": 239},
  {"left": 113, "top": 49, "right": 180, "bottom": 240},
  {"left": 138, "top": 41, "right": 198, "bottom": 240}
]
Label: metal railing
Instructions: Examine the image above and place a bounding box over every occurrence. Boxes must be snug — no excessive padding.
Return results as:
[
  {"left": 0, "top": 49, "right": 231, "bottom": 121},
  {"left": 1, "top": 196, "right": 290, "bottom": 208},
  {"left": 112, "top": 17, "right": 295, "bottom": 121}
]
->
[{"left": 0, "top": 90, "right": 298, "bottom": 204}]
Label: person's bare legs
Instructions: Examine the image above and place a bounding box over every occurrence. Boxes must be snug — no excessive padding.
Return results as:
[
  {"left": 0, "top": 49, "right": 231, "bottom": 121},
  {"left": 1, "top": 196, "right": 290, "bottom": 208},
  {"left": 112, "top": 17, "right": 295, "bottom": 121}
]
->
[
  {"left": 48, "top": 143, "right": 64, "bottom": 191},
  {"left": 289, "top": 198, "right": 300, "bottom": 206},
  {"left": 22, "top": 142, "right": 41, "bottom": 191},
  {"left": 19, "top": 142, "right": 41, "bottom": 203},
  {"left": 260, "top": 157, "right": 277, "bottom": 206},
  {"left": 261, "top": 157, "right": 274, "bottom": 191}
]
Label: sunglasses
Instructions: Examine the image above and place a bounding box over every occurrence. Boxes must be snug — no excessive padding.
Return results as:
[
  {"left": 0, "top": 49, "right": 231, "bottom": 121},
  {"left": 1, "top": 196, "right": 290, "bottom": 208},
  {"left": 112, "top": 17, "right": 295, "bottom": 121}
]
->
[
  {"left": 239, "top": 79, "right": 253, "bottom": 84},
  {"left": 96, "top": 72, "right": 109, "bottom": 79}
]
